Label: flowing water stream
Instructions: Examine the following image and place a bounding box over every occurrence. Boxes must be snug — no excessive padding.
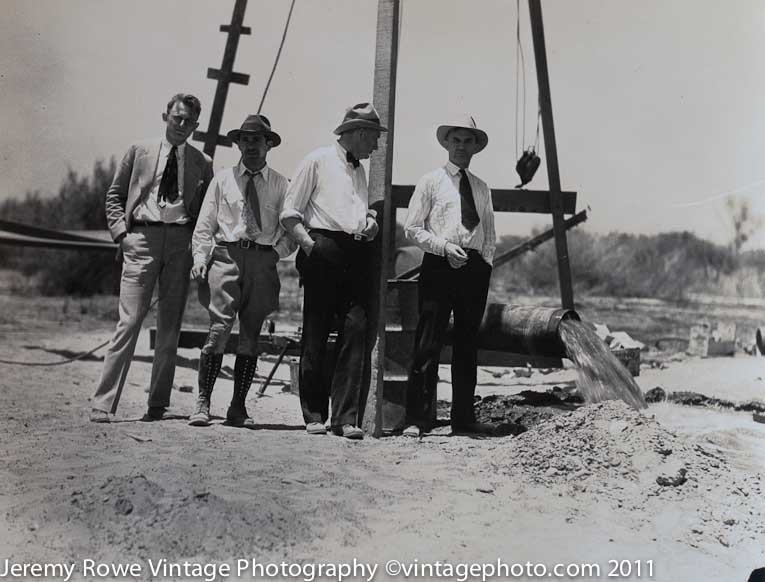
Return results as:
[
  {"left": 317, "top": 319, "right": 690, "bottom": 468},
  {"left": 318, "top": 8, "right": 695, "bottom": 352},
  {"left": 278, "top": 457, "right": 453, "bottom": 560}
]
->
[{"left": 558, "top": 318, "right": 647, "bottom": 410}]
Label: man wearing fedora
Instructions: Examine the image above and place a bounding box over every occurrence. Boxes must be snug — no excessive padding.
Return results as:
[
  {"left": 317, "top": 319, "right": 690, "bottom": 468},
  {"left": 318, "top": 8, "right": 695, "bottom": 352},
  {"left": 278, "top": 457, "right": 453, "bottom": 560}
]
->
[
  {"left": 280, "top": 102, "right": 386, "bottom": 440},
  {"left": 90, "top": 93, "right": 213, "bottom": 423},
  {"left": 189, "top": 114, "right": 294, "bottom": 428},
  {"left": 402, "top": 116, "right": 496, "bottom": 437}
]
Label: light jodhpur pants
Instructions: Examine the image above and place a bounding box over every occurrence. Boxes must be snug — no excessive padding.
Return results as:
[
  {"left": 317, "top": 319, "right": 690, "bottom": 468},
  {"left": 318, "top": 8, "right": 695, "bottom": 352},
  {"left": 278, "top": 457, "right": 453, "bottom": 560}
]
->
[
  {"left": 198, "top": 243, "right": 280, "bottom": 356},
  {"left": 91, "top": 223, "right": 192, "bottom": 413}
]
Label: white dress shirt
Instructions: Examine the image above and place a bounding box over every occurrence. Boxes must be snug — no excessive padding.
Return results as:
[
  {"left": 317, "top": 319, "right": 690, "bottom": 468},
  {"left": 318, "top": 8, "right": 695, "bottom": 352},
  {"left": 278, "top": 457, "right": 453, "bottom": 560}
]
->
[
  {"left": 133, "top": 139, "right": 190, "bottom": 223},
  {"left": 404, "top": 161, "right": 496, "bottom": 265},
  {"left": 280, "top": 143, "right": 370, "bottom": 235},
  {"left": 192, "top": 161, "right": 296, "bottom": 264}
]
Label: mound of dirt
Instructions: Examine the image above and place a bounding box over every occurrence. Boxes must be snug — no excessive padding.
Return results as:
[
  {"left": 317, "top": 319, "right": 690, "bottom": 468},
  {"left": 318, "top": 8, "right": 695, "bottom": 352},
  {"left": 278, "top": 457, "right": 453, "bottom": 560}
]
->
[
  {"left": 56, "top": 474, "right": 311, "bottom": 562},
  {"left": 490, "top": 400, "right": 764, "bottom": 549},
  {"left": 472, "top": 390, "right": 580, "bottom": 431}
]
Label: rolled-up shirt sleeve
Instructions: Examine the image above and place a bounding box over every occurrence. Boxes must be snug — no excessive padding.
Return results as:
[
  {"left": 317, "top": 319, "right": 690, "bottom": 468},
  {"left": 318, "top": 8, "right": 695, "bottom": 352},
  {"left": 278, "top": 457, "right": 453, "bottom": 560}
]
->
[
  {"left": 280, "top": 156, "right": 318, "bottom": 226},
  {"left": 191, "top": 178, "right": 221, "bottom": 266},
  {"left": 404, "top": 176, "right": 448, "bottom": 257}
]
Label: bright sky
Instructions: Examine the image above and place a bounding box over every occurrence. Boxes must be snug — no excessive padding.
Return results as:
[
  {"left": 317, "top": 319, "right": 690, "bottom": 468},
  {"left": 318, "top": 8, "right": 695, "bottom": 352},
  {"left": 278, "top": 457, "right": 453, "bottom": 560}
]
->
[{"left": 2, "top": 0, "right": 764, "bottom": 248}]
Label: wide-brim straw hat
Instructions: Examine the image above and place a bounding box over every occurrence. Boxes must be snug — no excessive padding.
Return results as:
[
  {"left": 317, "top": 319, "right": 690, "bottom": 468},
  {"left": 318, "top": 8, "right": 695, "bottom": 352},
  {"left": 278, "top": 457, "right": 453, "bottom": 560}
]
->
[
  {"left": 333, "top": 102, "right": 388, "bottom": 135},
  {"left": 227, "top": 114, "right": 281, "bottom": 147},
  {"left": 436, "top": 115, "right": 488, "bottom": 153}
]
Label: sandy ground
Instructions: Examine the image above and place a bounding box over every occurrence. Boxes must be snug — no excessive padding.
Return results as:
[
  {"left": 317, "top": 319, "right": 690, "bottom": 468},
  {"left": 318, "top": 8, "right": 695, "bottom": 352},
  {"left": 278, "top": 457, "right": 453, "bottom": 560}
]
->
[{"left": 1, "top": 317, "right": 765, "bottom": 581}]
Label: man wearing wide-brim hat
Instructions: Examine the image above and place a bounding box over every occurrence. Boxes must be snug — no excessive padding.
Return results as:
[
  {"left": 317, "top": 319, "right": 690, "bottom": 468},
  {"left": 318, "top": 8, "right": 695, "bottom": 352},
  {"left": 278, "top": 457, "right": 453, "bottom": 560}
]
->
[
  {"left": 189, "top": 114, "right": 295, "bottom": 428},
  {"left": 403, "top": 115, "right": 497, "bottom": 437},
  {"left": 280, "top": 102, "right": 386, "bottom": 440}
]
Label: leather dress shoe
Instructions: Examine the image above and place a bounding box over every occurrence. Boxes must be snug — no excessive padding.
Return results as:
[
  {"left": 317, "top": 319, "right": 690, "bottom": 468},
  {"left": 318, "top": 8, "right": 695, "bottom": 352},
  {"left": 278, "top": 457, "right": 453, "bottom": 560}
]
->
[
  {"left": 402, "top": 425, "right": 421, "bottom": 438},
  {"left": 188, "top": 410, "right": 211, "bottom": 427},
  {"left": 305, "top": 422, "right": 327, "bottom": 435},
  {"left": 226, "top": 407, "right": 256, "bottom": 429},
  {"left": 89, "top": 409, "right": 110, "bottom": 423},
  {"left": 141, "top": 406, "right": 167, "bottom": 421},
  {"left": 332, "top": 424, "right": 364, "bottom": 440}
]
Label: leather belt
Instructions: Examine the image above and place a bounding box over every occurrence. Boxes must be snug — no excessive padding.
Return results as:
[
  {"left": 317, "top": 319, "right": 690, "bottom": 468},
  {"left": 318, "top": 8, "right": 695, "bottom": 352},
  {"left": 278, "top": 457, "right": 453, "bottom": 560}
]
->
[
  {"left": 132, "top": 221, "right": 191, "bottom": 228},
  {"left": 221, "top": 240, "right": 273, "bottom": 251}
]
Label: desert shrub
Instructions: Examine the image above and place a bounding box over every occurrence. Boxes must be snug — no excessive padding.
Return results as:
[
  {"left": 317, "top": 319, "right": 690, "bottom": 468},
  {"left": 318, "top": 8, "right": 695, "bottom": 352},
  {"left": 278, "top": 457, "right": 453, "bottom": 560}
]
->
[
  {"left": 0, "top": 158, "right": 116, "bottom": 295},
  {"left": 490, "top": 228, "right": 756, "bottom": 300}
]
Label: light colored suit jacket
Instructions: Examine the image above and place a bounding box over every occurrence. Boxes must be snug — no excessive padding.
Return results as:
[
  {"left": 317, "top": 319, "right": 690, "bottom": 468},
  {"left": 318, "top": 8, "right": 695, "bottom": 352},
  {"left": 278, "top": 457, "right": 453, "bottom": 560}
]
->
[{"left": 105, "top": 139, "right": 214, "bottom": 241}]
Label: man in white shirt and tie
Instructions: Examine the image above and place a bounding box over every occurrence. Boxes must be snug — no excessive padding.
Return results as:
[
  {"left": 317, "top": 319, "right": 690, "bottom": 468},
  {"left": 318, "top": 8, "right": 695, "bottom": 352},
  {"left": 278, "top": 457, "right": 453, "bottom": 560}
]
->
[
  {"left": 403, "top": 116, "right": 497, "bottom": 437},
  {"left": 189, "top": 114, "right": 294, "bottom": 428},
  {"left": 280, "top": 103, "right": 385, "bottom": 440}
]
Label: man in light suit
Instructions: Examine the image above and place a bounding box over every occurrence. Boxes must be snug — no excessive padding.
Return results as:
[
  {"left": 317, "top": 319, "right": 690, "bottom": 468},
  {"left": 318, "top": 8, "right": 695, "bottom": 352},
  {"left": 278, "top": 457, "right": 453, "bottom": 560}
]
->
[{"left": 89, "top": 93, "right": 213, "bottom": 423}]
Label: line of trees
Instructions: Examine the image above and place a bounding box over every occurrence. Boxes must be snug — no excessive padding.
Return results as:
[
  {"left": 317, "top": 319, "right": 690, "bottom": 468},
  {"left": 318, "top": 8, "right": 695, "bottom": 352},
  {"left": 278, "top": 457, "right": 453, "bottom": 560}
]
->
[
  {"left": 490, "top": 229, "right": 764, "bottom": 300},
  {"left": 0, "top": 159, "right": 117, "bottom": 295}
]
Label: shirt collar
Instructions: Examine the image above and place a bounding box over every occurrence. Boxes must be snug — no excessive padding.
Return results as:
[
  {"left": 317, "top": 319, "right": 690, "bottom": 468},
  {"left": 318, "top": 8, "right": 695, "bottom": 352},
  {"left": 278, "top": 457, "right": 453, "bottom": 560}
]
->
[
  {"left": 236, "top": 159, "right": 269, "bottom": 180},
  {"left": 161, "top": 138, "right": 186, "bottom": 156},
  {"left": 334, "top": 142, "right": 360, "bottom": 168},
  {"left": 335, "top": 142, "right": 348, "bottom": 160},
  {"left": 445, "top": 160, "right": 466, "bottom": 177}
]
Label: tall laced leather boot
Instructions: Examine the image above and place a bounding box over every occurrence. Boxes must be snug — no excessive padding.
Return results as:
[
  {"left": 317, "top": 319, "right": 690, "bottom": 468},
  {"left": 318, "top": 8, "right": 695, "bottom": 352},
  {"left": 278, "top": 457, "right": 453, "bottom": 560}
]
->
[
  {"left": 189, "top": 352, "right": 223, "bottom": 427},
  {"left": 227, "top": 355, "right": 258, "bottom": 429}
]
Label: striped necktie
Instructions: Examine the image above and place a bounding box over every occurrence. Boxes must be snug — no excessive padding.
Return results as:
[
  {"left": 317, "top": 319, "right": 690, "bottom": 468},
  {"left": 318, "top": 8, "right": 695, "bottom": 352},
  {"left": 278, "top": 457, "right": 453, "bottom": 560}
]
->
[{"left": 242, "top": 170, "right": 262, "bottom": 236}]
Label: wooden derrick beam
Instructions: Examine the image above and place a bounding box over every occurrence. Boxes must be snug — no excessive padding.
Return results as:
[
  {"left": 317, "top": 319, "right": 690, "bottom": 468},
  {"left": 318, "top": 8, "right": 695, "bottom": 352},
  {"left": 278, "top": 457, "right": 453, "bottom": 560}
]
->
[
  {"left": 193, "top": 0, "right": 251, "bottom": 158},
  {"left": 528, "top": 0, "right": 573, "bottom": 309},
  {"left": 361, "top": 0, "right": 400, "bottom": 437}
]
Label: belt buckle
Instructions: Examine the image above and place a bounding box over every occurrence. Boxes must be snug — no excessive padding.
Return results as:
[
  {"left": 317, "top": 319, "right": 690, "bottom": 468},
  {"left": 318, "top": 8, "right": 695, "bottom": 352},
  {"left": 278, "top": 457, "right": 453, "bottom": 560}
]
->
[
  {"left": 240, "top": 239, "right": 251, "bottom": 249},
  {"left": 353, "top": 234, "right": 365, "bottom": 242}
]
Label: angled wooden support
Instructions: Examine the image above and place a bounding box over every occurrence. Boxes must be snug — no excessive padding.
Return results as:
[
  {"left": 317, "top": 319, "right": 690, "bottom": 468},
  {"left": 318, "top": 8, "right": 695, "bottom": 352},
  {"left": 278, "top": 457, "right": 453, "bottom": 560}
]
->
[
  {"left": 192, "top": 0, "right": 251, "bottom": 158},
  {"left": 492, "top": 208, "right": 588, "bottom": 269}
]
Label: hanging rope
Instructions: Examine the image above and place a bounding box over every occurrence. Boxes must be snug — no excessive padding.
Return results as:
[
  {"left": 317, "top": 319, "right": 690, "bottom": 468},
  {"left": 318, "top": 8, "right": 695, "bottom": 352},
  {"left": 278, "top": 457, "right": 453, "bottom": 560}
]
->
[
  {"left": 257, "top": 0, "right": 297, "bottom": 114},
  {"left": 0, "top": 338, "right": 111, "bottom": 367},
  {"left": 398, "top": 0, "right": 404, "bottom": 59},
  {"left": 0, "top": 297, "right": 160, "bottom": 366},
  {"left": 668, "top": 179, "right": 765, "bottom": 208},
  {"left": 514, "top": 0, "right": 527, "bottom": 160}
]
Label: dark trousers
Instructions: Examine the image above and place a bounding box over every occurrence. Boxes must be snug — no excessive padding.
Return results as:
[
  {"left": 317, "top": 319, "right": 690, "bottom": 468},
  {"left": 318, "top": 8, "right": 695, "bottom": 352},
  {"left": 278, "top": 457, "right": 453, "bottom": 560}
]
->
[
  {"left": 406, "top": 250, "right": 491, "bottom": 430},
  {"left": 295, "top": 230, "right": 370, "bottom": 427}
]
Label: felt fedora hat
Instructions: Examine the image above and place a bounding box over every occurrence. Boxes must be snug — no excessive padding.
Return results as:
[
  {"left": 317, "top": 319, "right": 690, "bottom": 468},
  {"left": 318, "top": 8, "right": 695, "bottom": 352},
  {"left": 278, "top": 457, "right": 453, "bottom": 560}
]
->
[
  {"left": 436, "top": 115, "right": 488, "bottom": 153},
  {"left": 227, "top": 114, "right": 281, "bottom": 147},
  {"left": 333, "top": 102, "right": 388, "bottom": 135}
]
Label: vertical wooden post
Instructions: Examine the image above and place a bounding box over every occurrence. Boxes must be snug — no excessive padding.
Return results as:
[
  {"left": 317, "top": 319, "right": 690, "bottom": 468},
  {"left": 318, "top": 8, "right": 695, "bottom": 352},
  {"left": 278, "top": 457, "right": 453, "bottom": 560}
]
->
[
  {"left": 361, "top": 0, "right": 400, "bottom": 437},
  {"left": 528, "top": 0, "right": 574, "bottom": 309},
  {"left": 193, "top": 0, "right": 251, "bottom": 158}
]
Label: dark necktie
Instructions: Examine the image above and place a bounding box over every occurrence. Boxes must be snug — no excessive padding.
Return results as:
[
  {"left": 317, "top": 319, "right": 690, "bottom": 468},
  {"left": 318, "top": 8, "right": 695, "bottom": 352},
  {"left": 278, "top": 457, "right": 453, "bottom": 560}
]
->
[
  {"left": 242, "top": 170, "right": 262, "bottom": 235},
  {"left": 346, "top": 151, "right": 360, "bottom": 168},
  {"left": 459, "top": 169, "right": 480, "bottom": 230},
  {"left": 158, "top": 146, "right": 179, "bottom": 205}
]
